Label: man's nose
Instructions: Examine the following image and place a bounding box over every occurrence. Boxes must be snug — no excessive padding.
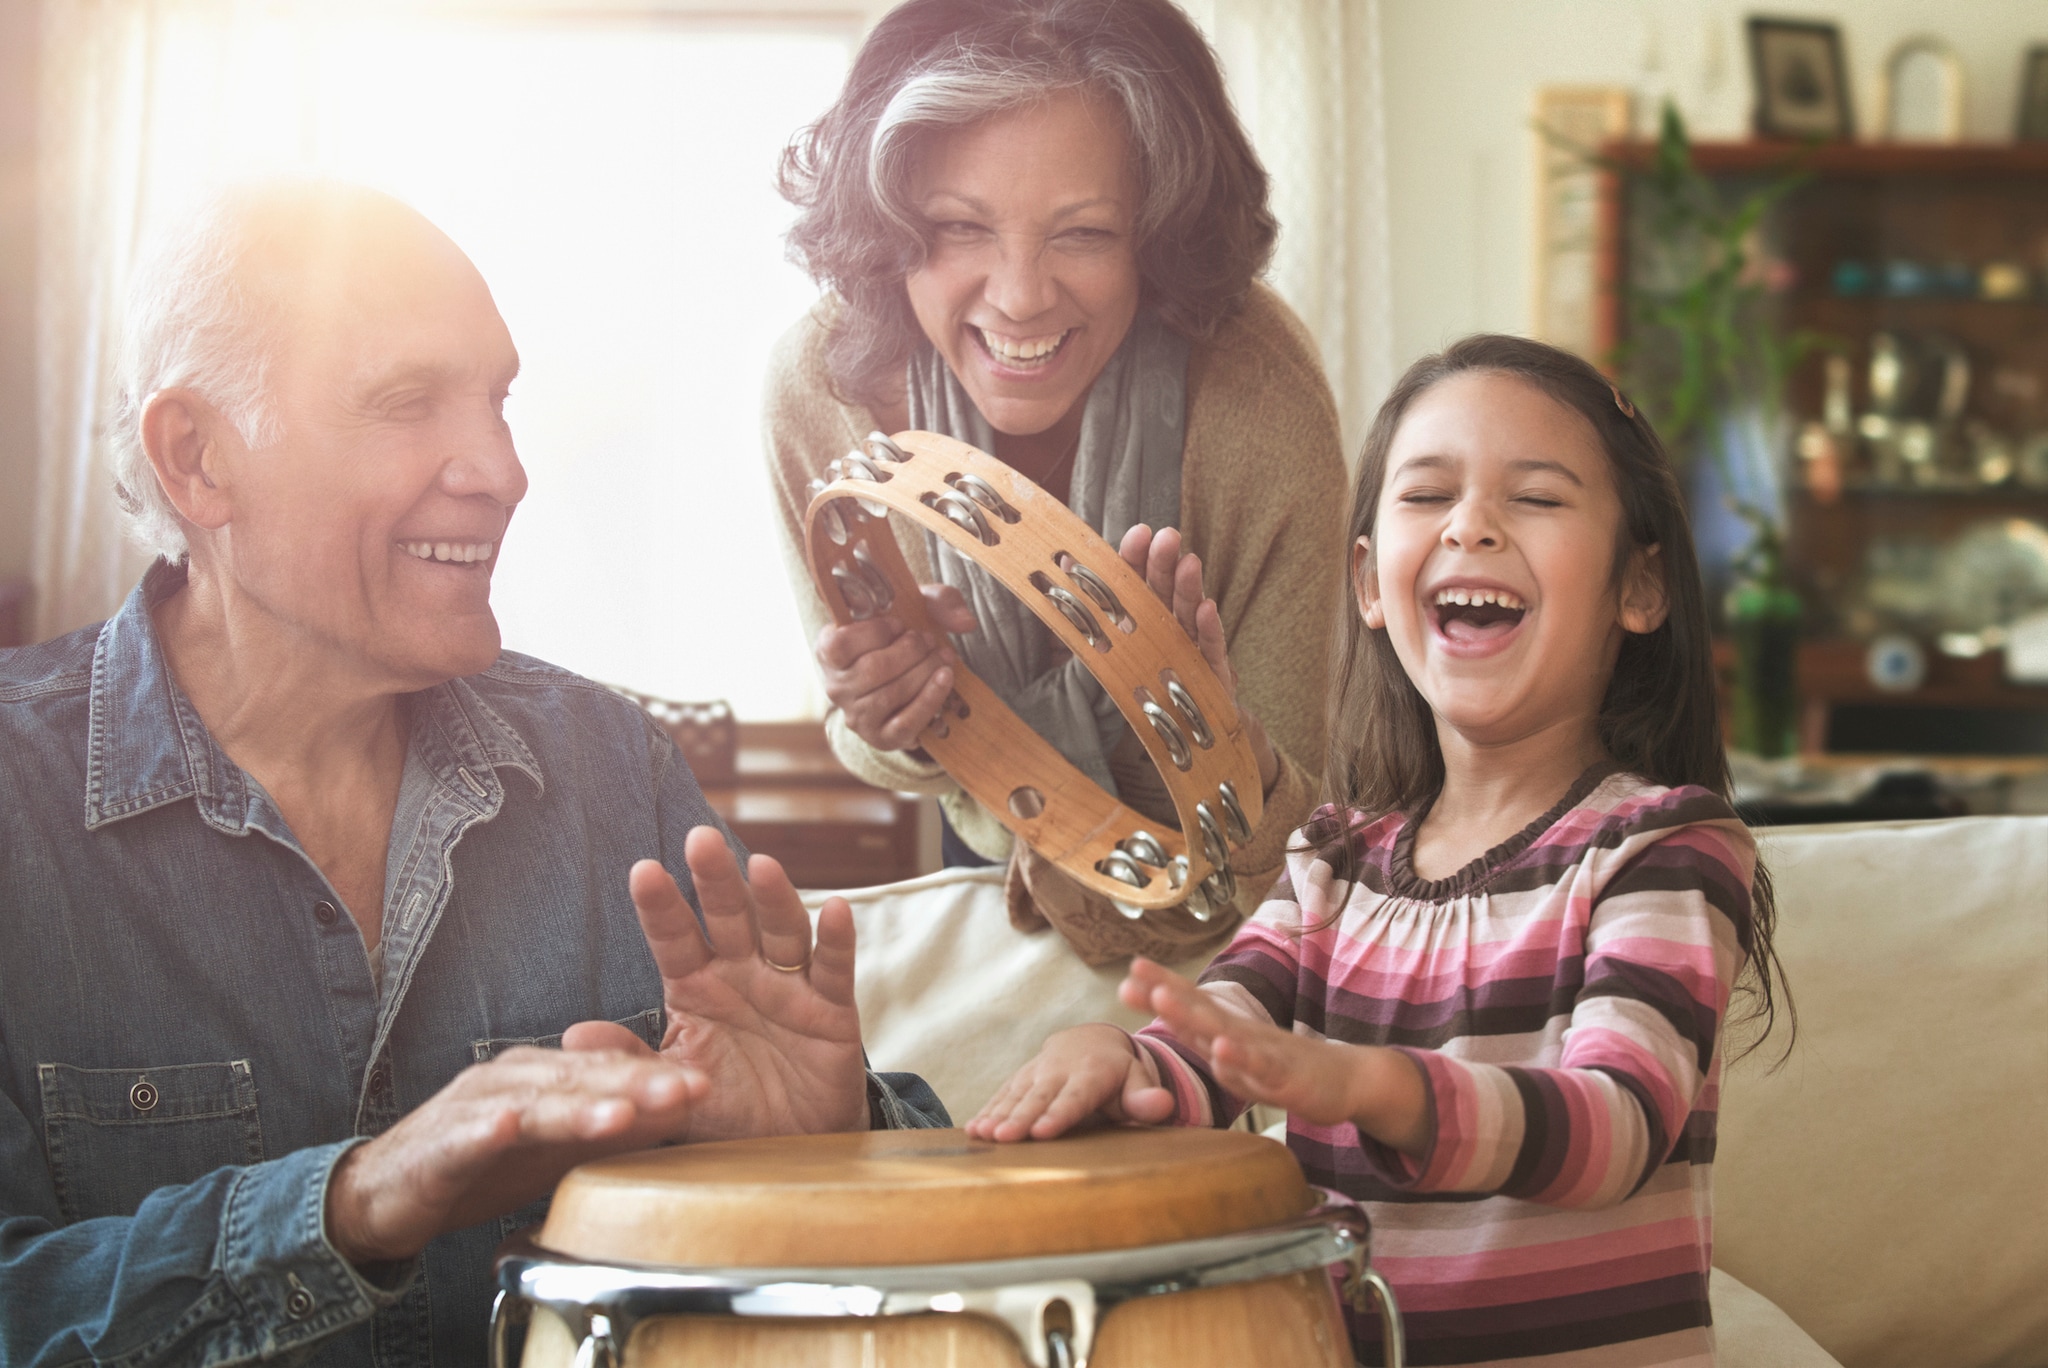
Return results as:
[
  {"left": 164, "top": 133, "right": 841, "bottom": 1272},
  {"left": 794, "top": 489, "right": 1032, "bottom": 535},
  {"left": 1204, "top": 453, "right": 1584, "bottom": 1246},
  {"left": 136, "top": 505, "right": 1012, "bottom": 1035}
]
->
[
  {"left": 441, "top": 404, "right": 528, "bottom": 508},
  {"left": 983, "top": 238, "right": 1058, "bottom": 322}
]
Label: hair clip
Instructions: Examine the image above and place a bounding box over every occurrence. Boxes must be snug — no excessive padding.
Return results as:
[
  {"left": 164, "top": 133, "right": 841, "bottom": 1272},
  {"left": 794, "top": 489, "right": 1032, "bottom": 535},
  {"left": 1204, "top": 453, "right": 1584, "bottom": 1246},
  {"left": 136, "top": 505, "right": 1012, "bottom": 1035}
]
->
[{"left": 1610, "top": 385, "right": 1636, "bottom": 419}]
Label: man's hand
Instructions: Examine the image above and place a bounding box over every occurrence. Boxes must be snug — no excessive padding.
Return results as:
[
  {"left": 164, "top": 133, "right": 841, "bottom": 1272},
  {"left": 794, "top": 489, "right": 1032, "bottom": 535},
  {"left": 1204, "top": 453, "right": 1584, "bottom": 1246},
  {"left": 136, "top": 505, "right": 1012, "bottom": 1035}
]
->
[
  {"left": 815, "top": 584, "right": 978, "bottom": 752},
  {"left": 1121, "top": 959, "right": 1430, "bottom": 1155},
  {"left": 324, "top": 1047, "right": 705, "bottom": 1266},
  {"left": 567, "top": 827, "right": 868, "bottom": 1142},
  {"left": 1117, "top": 525, "right": 1278, "bottom": 794},
  {"left": 965, "top": 1023, "right": 1176, "bottom": 1142}
]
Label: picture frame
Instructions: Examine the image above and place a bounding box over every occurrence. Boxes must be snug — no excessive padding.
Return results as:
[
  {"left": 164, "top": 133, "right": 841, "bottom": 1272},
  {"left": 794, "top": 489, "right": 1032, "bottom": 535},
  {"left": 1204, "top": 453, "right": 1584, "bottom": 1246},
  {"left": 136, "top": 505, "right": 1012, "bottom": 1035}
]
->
[
  {"left": 1879, "top": 36, "right": 1964, "bottom": 143},
  {"left": 2020, "top": 46, "right": 2048, "bottom": 142},
  {"left": 1747, "top": 17, "right": 1854, "bottom": 140}
]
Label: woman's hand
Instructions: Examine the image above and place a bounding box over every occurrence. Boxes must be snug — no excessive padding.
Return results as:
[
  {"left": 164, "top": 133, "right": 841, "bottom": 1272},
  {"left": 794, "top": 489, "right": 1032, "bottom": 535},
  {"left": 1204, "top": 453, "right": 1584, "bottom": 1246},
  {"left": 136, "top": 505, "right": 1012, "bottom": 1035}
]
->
[
  {"left": 965, "top": 1023, "right": 1177, "bottom": 1142},
  {"left": 1117, "top": 525, "right": 1278, "bottom": 794},
  {"left": 1121, "top": 959, "right": 1430, "bottom": 1156},
  {"left": 815, "top": 584, "right": 978, "bottom": 752}
]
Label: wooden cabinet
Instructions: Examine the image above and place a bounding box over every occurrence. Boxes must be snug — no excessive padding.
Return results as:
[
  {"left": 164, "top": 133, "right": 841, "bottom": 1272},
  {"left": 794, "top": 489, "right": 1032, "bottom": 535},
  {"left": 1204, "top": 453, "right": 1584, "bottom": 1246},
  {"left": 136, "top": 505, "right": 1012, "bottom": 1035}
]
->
[
  {"left": 616, "top": 697, "right": 929, "bottom": 890},
  {"left": 705, "top": 721, "right": 926, "bottom": 891},
  {"left": 1599, "top": 142, "right": 2048, "bottom": 752}
]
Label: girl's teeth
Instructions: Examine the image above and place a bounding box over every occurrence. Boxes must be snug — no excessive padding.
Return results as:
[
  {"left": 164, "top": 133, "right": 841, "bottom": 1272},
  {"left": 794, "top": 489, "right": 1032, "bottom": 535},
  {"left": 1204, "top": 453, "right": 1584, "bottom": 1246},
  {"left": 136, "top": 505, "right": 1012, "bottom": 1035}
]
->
[{"left": 1435, "top": 587, "right": 1526, "bottom": 610}]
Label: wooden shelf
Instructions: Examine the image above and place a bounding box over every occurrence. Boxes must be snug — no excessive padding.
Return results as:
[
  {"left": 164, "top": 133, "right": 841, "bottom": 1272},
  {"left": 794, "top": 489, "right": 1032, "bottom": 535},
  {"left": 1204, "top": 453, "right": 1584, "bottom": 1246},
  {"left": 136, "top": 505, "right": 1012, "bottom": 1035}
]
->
[{"left": 1602, "top": 140, "right": 2048, "bottom": 178}]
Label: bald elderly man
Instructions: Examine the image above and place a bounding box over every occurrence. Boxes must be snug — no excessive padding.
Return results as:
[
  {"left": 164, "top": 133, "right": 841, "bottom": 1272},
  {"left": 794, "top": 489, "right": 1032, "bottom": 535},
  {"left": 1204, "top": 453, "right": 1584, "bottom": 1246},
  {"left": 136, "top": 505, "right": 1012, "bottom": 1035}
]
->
[{"left": 0, "top": 182, "right": 943, "bottom": 1366}]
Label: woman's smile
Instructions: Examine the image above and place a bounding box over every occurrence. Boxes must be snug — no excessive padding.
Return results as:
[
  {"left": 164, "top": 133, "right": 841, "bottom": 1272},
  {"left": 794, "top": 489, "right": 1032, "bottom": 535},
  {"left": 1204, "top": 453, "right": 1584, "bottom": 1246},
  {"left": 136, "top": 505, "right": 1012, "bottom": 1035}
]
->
[
  {"left": 971, "top": 325, "right": 1076, "bottom": 373},
  {"left": 904, "top": 89, "right": 1140, "bottom": 440}
]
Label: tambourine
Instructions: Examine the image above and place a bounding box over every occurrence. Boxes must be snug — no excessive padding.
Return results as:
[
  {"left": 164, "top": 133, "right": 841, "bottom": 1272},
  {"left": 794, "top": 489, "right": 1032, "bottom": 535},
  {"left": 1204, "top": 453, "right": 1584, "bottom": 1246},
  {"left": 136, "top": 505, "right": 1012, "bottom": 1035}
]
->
[{"left": 804, "top": 431, "right": 1261, "bottom": 917}]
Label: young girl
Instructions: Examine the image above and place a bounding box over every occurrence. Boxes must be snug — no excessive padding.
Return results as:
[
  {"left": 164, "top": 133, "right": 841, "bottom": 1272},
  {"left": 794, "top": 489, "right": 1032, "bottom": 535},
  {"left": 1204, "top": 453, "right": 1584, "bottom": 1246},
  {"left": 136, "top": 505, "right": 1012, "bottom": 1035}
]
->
[{"left": 967, "top": 334, "right": 1788, "bottom": 1367}]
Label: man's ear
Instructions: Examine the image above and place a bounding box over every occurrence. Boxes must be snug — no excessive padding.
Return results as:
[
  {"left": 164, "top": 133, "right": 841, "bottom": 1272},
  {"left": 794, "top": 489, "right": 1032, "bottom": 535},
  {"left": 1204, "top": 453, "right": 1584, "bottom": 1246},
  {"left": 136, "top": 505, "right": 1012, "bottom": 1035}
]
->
[
  {"left": 1619, "top": 542, "right": 1669, "bottom": 634},
  {"left": 1352, "top": 535, "right": 1386, "bottom": 630},
  {"left": 139, "top": 389, "right": 235, "bottom": 534}
]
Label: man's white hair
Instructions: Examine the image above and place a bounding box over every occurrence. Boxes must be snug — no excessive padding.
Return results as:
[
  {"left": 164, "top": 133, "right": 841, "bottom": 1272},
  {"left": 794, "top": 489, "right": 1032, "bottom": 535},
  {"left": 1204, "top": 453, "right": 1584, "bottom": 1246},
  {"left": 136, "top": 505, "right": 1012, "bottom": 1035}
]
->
[{"left": 111, "top": 180, "right": 408, "bottom": 560}]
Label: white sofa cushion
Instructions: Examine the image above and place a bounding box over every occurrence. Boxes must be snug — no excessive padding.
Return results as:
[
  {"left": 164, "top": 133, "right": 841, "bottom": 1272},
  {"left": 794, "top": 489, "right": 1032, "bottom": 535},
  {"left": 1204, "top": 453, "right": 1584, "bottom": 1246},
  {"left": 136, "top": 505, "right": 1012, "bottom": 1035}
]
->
[
  {"left": 803, "top": 850, "right": 1937, "bottom": 1366},
  {"left": 1714, "top": 817, "right": 2048, "bottom": 1368}
]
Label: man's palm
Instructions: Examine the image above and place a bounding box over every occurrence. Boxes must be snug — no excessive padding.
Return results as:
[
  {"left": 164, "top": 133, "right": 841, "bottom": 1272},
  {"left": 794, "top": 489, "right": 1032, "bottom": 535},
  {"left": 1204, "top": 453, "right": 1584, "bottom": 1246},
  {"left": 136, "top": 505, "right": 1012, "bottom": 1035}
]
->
[
  {"left": 627, "top": 830, "right": 869, "bottom": 1140},
  {"left": 658, "top": 941, "right": 865, "bottom": 1141}
]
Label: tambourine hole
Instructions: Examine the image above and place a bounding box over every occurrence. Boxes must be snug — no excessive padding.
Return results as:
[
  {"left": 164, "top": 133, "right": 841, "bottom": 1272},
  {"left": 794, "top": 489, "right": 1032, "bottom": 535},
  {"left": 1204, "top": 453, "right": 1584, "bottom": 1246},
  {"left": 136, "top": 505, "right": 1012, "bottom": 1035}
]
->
[
  {"left": 922, "top": 490, "right": 998, "bottom": 546},
  {"left": 840, "top": 450, "right": 891, "bottom": 483},
  {"left": 946, "top": 472, "right": 1020, "bottom": 523},
  {"left": 1029, "top": 572, "right": 1107, "bottom": 649},
  {"left": 1008, "top": 786, "right": 1045, "bottom": 819},
  {"left": 1055, "top": 553, "right": 1134, "bottom": 632},
  {"left": 822, "top": 500, "right": 852, "bottom": 546},
  {"left": 864, "top": 431, "right": 909, "bottom": 463}
]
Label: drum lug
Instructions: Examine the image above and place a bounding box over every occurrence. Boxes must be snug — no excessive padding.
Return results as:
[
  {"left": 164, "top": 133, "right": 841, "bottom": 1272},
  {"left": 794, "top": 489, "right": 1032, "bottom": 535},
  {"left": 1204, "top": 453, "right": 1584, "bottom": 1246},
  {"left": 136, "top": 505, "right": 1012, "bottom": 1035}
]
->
[
  {"left": 572, "top": 1313, "right": 621, "bottom": 1368},
  {"left": 1340, "top": 1258, "right": 1406, "bottom": 1368},
  {"left": 890, "top": 1279, "right": 1098, "bottom": 1368}
]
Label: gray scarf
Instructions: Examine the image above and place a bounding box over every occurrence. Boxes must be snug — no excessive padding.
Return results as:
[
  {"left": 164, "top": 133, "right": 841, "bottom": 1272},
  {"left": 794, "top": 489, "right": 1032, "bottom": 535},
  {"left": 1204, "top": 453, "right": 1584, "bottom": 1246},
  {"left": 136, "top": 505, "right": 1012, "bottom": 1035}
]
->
[{"left": 906, "top": 311, "right": 1189, "bottom": 796}]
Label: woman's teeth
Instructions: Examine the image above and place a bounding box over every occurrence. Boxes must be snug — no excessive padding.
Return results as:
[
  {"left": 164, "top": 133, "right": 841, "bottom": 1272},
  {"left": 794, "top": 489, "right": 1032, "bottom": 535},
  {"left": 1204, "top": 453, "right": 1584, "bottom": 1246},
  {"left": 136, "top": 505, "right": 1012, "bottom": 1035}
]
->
[
  {"left": 979, "top": 327, "right": 1071, "bottom": 368},
  {"left": 1433, "top": 587, "right": 1527, "bottom": 610},
  {"left": 402, "top": 541, "right": 494, "bottom": 564}
]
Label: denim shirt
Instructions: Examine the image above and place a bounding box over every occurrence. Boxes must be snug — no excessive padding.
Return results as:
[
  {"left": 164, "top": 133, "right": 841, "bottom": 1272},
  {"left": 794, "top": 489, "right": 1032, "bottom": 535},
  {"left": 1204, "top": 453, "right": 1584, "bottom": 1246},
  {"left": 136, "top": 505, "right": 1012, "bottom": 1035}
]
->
[{"left": 0, "top": 564, "right": 947, "bottom": 1367}]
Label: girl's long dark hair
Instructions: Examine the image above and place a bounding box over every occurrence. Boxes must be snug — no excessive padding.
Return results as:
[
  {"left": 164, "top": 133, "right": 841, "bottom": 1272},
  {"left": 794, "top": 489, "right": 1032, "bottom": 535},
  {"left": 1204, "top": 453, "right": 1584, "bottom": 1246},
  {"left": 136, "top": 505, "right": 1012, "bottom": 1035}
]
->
[{"left": 1310, "top": 334, "right": 1790, "bottom": 1059}]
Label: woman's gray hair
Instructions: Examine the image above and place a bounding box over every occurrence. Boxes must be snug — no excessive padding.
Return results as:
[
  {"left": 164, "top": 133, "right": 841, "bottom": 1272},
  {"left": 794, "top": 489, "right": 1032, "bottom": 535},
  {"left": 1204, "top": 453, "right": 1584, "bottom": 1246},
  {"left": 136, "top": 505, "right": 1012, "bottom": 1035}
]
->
[{"left": 780, "top": 0, "right": 1275, "bottom": 407}]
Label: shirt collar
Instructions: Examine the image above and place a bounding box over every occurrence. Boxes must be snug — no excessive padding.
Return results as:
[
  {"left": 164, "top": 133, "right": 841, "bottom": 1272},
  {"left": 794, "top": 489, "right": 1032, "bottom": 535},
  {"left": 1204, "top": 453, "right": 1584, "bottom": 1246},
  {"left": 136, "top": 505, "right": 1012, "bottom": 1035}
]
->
[{"left": 84, "top": 559, "right": 543, "bottom": 832}]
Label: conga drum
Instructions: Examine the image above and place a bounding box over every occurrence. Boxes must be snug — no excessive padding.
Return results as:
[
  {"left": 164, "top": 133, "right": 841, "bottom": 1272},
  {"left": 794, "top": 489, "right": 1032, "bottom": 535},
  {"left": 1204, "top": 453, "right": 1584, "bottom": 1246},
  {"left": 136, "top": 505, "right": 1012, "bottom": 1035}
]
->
[{"left": 491, "top": 1127, "right": 1403, "bottom": 1368}]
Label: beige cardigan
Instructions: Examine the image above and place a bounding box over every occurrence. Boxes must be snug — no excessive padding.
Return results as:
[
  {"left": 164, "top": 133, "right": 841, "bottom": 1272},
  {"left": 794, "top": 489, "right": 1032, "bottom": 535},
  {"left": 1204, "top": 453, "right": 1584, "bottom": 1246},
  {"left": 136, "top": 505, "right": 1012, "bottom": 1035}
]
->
[{"left": 763, "top": 283, "right": 1349, "bottom": 960}]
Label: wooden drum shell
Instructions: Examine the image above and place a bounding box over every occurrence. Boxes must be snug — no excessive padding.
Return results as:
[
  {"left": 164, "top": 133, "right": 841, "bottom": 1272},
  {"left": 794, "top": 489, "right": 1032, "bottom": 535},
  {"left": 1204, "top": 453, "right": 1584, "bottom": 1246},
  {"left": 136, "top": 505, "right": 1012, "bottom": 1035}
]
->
[
  {"left": 498, "top": 1129, "right": 1370, "bottom": 1368},
  {"left": 518, "top": 1268, "right": 1351, "bottom": 1367}
]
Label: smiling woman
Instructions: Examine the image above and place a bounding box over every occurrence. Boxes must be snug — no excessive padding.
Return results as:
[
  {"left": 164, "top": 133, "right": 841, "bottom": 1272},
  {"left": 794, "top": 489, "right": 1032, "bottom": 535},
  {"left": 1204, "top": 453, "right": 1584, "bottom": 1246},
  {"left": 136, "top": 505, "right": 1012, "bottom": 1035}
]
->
[{"left": 763, "top": 0, "right": 1351, "bottom": 961}]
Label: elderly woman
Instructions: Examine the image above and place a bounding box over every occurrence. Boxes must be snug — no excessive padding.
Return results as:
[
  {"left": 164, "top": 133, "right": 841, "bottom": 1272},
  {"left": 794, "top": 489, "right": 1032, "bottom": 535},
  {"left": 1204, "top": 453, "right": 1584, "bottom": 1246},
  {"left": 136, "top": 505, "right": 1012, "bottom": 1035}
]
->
[{"left": 764, "top": 0, "right": 1347, "bottom": 963}]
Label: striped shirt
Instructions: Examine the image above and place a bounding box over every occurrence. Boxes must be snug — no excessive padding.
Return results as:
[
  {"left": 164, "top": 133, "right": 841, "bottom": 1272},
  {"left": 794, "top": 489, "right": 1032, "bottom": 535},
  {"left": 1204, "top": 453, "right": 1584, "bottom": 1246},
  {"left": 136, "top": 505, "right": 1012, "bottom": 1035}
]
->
[{"left": 1137, "top": 766, "right": 1753, "bottom": 1367}]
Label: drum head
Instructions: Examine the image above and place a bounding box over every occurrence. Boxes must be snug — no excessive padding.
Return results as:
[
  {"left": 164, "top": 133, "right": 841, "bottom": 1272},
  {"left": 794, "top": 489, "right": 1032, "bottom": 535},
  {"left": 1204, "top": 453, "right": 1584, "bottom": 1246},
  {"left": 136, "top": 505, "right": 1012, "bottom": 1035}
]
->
[{"left": 537, "top": 1127, "right": 1309, "bottom": 1267}]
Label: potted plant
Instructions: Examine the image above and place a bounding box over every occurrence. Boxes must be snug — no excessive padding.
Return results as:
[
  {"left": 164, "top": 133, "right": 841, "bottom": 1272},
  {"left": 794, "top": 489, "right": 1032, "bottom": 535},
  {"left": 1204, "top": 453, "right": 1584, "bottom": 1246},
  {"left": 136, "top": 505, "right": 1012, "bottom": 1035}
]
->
[{"left": 1562, "top": 104, "right": 1821, "bottom": 756}]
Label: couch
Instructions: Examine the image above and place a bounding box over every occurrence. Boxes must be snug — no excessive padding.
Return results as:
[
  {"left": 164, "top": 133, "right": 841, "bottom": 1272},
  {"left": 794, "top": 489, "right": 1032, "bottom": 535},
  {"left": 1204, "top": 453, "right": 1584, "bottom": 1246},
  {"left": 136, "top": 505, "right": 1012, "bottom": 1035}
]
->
[{"left": 809, "top": 815, "right": 2048, "bottom": 1368}]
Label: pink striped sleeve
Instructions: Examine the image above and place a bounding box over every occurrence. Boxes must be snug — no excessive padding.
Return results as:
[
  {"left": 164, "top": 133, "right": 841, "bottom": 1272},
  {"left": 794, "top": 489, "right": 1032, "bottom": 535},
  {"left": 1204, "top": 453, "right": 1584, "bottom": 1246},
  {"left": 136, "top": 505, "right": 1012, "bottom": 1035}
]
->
[{"left": 1357, "top": 816, "right": 1751, "bottom": 1209}]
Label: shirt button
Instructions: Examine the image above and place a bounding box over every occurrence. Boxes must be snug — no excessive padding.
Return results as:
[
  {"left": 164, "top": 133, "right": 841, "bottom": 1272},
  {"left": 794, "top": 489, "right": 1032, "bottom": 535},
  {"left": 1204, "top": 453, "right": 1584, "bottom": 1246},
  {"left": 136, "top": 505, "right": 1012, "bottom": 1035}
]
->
[
  {"left": 285, "top": 1285, "right": 315, "bottom": 1319},
  {"left": 313, "top": 901, "right": 339, "bottom": 926},
  {"left": 368, "top": 1065, "right": 389, "bottom": 1094},
  {"left": 129, "top": 1079, "right": 159, "bottom": 1112}
]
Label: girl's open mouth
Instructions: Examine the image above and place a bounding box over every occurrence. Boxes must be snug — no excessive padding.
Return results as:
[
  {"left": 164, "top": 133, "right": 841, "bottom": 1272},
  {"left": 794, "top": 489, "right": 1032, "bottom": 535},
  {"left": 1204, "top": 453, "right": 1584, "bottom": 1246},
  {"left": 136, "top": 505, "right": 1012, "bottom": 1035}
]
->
[{"left": 1431, "top": 586, "right": 1528, "bottom": 650}]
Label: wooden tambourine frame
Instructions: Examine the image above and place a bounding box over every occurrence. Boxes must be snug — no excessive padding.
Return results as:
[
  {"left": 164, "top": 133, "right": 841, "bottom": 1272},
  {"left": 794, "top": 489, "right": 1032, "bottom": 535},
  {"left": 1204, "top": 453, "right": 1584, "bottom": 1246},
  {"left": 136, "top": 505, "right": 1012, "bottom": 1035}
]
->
[{"left": 804, "top": 431, "right": 1261, "bottom": 917}]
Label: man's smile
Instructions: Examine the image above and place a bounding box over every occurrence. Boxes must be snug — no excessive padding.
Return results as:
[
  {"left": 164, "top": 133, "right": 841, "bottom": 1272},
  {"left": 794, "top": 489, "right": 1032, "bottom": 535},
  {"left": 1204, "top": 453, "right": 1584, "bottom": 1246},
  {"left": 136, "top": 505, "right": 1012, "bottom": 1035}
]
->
[{"left": 398, "top": 540, "right": 495, "bottom": 564}]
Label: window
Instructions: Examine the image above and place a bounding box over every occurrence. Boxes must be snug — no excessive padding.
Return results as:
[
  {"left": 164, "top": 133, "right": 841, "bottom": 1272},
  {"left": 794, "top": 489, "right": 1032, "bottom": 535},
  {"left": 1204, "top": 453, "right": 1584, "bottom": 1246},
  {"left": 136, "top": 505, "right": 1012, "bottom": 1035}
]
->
[{"left": 133, "top": 9, "right": 855, "bottom": 716}]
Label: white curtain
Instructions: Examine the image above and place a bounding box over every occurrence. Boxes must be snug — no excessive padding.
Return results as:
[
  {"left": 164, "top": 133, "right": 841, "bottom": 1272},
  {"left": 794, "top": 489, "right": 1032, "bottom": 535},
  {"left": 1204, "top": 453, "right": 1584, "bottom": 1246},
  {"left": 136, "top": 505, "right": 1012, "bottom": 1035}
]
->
[
  {"left": 1194, "top": 0, "right": 1394, "bottom": 454},
  {"left": 31, "top": 0, "right": 1392, "bottom": 661},
  {"left": 33, "top": 0, "right": 176, "bottom": 640}
]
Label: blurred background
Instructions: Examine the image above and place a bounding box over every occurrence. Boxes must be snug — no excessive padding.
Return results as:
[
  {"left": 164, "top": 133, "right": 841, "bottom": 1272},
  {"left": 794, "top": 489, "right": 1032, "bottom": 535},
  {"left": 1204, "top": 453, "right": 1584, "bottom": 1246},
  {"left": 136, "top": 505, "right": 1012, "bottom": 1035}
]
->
[{"left": 3, "top": 0, "right": 2047, "bottom": 862}]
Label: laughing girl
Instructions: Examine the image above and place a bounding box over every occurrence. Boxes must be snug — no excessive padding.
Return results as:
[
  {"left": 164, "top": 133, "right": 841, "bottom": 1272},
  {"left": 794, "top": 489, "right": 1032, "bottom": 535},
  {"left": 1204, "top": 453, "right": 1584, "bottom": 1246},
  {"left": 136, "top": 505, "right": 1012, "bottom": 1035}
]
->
[{"left": 967, "top": 335, "right": 1791, "bottom": 1367}]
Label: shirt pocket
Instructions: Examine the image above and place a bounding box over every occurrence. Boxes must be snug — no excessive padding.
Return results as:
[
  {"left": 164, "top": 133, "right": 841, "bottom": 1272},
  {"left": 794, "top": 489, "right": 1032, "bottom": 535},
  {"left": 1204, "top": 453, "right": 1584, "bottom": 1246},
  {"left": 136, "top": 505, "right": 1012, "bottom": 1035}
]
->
[
  {"left": 38, "top": 1059, "right": 264, "bottom": 1225},
  {"left": 471, "top": 1008, "right": 665, "bottom": 1244}
]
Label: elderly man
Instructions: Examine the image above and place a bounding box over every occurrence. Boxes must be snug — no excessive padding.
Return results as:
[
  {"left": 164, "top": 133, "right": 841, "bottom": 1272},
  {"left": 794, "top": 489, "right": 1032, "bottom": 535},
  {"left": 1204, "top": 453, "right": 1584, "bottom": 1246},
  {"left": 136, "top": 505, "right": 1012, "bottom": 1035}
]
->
[{"left": 0, "top": 181, "right": 944, "bottom": 1366}]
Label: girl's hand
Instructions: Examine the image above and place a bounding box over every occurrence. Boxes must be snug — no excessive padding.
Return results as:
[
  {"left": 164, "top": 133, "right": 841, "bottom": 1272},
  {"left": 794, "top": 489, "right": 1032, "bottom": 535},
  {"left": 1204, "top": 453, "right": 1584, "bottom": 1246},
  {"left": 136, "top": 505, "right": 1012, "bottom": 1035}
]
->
[
  {"left": 965, "top": 1023, "right": 1177, "bottom": 1142},
  {"left": 815, "top": 585, "right": 979, "bottom": 752},
  {"left": 1117, "top": 525, "right": 1278, "bottom": 794},
  {"left": 1121, "top": 959, "right": 1431, "bottom": 1156}
]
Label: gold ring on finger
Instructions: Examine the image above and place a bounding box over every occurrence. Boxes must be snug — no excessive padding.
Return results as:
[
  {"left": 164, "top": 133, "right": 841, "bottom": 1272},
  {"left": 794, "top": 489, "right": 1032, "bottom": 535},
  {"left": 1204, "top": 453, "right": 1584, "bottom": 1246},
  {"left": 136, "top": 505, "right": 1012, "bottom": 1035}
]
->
[{"left": 762, "top": 948, "right": 811, "bottom": 973}]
